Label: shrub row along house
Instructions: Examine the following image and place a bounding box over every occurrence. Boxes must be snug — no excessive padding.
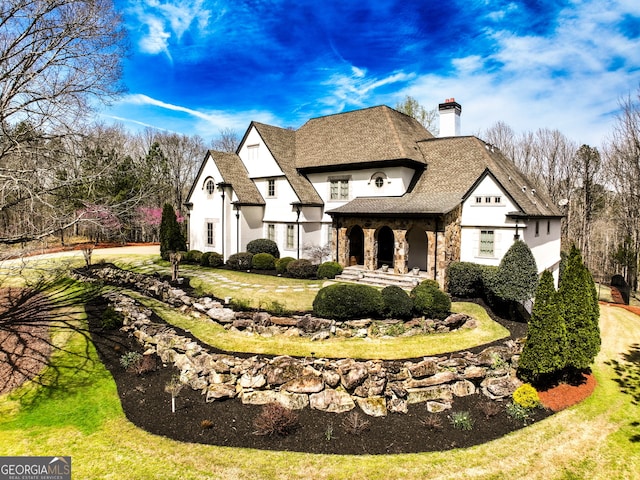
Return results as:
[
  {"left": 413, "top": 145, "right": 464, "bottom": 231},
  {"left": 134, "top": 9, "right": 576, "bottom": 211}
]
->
[{"left": 185, "top": 100, "right": 563, "bottom": 285}]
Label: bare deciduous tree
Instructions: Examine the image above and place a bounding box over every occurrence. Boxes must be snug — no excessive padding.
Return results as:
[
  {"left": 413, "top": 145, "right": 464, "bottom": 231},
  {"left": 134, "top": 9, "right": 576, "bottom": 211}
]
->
[
  {"left": 0, "top": 0, "right": 126, "bottom": 245},
  {"left": 395, "top": 96, "right": 439, "bottom": 135},
  {"left": 212, "top": 127, "right": 240, "bottom": 153}
]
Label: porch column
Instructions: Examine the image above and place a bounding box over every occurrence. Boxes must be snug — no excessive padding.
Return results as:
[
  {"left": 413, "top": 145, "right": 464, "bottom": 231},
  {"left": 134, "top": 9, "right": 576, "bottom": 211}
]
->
[
  {"left": 393, "top": 229, "right": 408, "bottom": 274},
  {"left": 427, "top": 231, "right": 437, "bottom": 279},
  {"left": 363, "top": 228, "right": 376, "bottom": 271},
  {"left": 336, "top": 226, "right": 349, "bottom": 267}
]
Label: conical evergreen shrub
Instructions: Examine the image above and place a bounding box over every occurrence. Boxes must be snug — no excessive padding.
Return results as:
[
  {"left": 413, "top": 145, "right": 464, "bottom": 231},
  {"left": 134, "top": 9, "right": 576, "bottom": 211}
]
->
[
  {"left": 558, "top": 246, "right": 601, "bottom": 371},
  {"left": 160, "top": 203, "right": 186, "bottom": 260},
  {"left": 518, "top": 270, "right": 568, "bottom": 382}
]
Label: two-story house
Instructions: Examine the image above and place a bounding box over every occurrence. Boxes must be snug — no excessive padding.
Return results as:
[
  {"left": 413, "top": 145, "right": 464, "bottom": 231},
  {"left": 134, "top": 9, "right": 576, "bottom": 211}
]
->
[{"left": 185, "top": 100, "right": 563, "bottom": 286}]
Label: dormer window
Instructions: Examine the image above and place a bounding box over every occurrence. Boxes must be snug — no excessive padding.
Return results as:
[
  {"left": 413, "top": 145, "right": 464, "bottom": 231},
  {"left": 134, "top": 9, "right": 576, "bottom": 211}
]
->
[
  {"left": 375, "top": 176, "right": 384, "bottom": 188},
  {"left": 267, "top": 179, "right": 276, "bottom": 197}
]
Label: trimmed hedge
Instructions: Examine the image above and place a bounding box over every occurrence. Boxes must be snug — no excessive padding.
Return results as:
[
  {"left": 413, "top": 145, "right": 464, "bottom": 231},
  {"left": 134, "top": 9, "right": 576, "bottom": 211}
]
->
[
  {"left": 227, "top": 252, "right": 253, "bottom": 270},
  {"left": 200, "top": 251, "right": 212, "bottom": 266},
  {"left": 410, "top": 280, "right": 451, "bottom": 320},
  {"left": 276, "top": 256, "right": 296, "bottom": 274},
  {"left": 185, "top": 250, "right": 203, "bottom": 264},
  {"left": 313, "top": 283, "right": 383, "bottom": 320},
  {"left": 447, "top": 262, "right": 484, "bottom": 298},
  {"left": 252, "top": 252, "right": 276, "bottom": 270},
  {"left": 247, "top": 238, "right": 280, "bottom": 258},
  {"left": 381, "top": 285, "right": 414, "bottom": 319},
  {"left": 207, "top": 252, "right": 223, "bottom": 267},
  {"left": 286, "top": 259, "right": 317, "bottom": 279},
  {"left": 316, "top": 261, "right": 343, "bottom": 279}
]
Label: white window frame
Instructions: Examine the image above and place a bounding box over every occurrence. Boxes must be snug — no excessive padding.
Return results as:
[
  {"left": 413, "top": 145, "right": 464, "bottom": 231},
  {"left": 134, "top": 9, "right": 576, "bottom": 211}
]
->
[
  {"left": 329, "top": 179, "right": 349, "bottom": 200},
  {"left": 267, "top": 179, "right": 276, "bottom": 198},
  {"left": 247, "top": 144, "right": 259, "bottom": 162},
  {"left": 479, "top": 230, "right": 495, "bottom": 257},
  {"left": 286, "top": 224, "right": 295, "bottom": 249},
  {"left": 206, "top": 222, "right": 215, "bottom": 246},
  {"left": 267, "top": 223, "right": 275, "bottom": 242}
]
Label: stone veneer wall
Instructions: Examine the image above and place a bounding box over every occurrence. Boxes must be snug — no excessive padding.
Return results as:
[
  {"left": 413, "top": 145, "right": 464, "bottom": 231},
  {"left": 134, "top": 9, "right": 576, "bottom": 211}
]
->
[{"left": 76, "top": 266, "right": 524, "bottom": 418}]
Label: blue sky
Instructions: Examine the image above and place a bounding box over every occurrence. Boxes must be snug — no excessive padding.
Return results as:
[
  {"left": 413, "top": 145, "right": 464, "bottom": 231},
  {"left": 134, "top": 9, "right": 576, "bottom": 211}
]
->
[{"left": 101, "top": 0, "right": 640, "bottom": 147}]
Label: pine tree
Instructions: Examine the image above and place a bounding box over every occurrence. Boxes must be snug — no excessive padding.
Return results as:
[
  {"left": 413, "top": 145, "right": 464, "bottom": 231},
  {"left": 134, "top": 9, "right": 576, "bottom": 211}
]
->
[
  {"left": 518, "top": 270, "right": 568, "bottom": 383},
  {"left": 160, "top": 203, "right": 186, "bottom": 260},
  {"left": 558, "top": 246, "right": 601, "bottom": 371}
]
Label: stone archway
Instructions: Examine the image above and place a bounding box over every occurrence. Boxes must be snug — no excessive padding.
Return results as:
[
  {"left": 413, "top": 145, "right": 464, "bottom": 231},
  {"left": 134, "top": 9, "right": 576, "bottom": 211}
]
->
[
  {"left": 376, "top": 226, "right": 395, "bottom": 268},
  {"left": 406, "top": 227, "right": 428, "bottom": 271},
  {"left": 347, "top": 225, "right": 364, "bottom": 265}
]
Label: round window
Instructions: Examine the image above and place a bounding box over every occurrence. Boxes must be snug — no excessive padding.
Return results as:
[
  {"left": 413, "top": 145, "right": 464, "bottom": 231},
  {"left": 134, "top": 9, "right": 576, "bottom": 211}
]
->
[
  {"left": 206, "top": 179, "right": 215, "bottom": 195},
  {"left": 375, "top": 176, "right": 384, "bottom": 188}
]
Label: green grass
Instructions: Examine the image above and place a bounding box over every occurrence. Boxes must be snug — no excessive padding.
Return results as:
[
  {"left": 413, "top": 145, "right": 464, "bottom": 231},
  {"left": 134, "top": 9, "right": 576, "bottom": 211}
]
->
[
  {"left": 131, "top": 293, "right": 509, "bottom": 359},
  {"left": 2, "top": 304, "right": 639, "bottom": 480},
  {"left": 2, "top": 251, "right": 640, "bottom": 478}
]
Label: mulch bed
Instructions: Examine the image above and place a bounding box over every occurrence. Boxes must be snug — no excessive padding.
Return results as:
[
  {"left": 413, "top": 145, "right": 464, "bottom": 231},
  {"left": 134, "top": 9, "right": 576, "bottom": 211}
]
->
[
  {"left": 0, "top": 288, "right": 52, "bottom": 395},
  {"left": 538, "top": 373, "right": 596, "bottom": 412},
  {"left": 86, "top": 298, "right": 560, "bottom": 455}
]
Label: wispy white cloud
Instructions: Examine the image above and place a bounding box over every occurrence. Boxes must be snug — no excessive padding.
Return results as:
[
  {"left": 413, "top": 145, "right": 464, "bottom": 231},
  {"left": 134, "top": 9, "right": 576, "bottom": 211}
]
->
[
  {"left": 114, "top": 94, "right": 279, "bottom": 137},
  {"left": 396, "top": 0, "right": 640, "bottom": 146},
  {"left": 126, "top": 0, "right": 215, "bottom": 58}
]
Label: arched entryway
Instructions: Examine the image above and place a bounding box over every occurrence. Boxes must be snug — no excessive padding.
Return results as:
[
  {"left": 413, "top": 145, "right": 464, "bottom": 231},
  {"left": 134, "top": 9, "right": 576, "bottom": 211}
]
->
[
  {"left": 376, "top": 226, "right": 395, "bottom": 268},
  {"left": 407, "top": 227, "right": 428, "bottom": 271},
  {"left": 347, "top": 225, "right": 364, "bottom": 265}
]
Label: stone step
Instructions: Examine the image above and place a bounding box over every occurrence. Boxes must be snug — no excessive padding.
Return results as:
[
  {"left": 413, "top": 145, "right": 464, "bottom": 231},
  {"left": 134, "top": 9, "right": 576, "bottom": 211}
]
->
[{"left": 335, "top": 267, "right": 432, "bottom": 290}]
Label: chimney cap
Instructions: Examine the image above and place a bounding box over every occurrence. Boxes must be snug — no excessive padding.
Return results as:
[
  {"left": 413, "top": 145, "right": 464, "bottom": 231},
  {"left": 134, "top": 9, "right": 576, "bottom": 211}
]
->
[{"left": 438, "top": 98, "right": 462, "bottom": 112}]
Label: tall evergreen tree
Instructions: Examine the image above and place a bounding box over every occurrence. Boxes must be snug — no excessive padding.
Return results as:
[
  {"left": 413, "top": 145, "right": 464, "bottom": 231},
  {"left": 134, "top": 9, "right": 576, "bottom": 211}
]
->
[
  {"left": 558, "top": 246, "right": 601, "bottom": 371},
  {"left": 160, "top": 204, "right": 186, "bottom": 260},
  {"left": 518, "top": 270, "right": 568, "bottom": 383}
]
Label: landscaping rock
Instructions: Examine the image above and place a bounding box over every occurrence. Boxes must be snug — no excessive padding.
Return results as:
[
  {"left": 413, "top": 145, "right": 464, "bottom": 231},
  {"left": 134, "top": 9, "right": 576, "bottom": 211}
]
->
[
  {"left": 309, "top": 388, "right": 355, "bottom": 413},
  {"left": 406, "top": 385, "right": 453, "bottom": 404},
  {"left": 282, "top": 374, "right": 324, "bottom": 394},
  {"left": 356, "top": 396, "right": 387, "bottom": 417}
]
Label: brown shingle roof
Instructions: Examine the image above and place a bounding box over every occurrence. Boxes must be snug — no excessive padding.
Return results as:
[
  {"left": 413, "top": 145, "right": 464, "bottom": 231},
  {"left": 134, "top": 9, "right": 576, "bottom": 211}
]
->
[
  {"left": 210, "top": 151, "right": 265, "bottom": 205},
  {"left": 328, "top": 136, "right": 562, "bottom": 217},
  {"left": 295, "top": 106, "right": 433, "bottom": 170},
  {"left": 252, "top": 122, "right": 323, "bottom": 205}
]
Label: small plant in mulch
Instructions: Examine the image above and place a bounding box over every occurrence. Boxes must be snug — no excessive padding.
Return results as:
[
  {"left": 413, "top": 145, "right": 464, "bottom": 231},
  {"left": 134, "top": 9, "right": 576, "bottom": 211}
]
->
[
  {"left": 449, "top": 411, "right": 474, "bottom": 431},
  {"left": 165, "top": 375, "right": 184, "bottom": 414},
  {"left": 419, "top": 414, "right": 444, "bottom": 431},
  {"left": 119, "top": 351, "right": 156, "bottom": 375},
  {"left": 478, "top": 400, "right": 503, "bottom": 419},
  {"left": 200, "top": 419, "right": 214, "bottom": 430},
  {"left": 506, "top": 402, "right": 533, "bottom": 425},
  {"left": 324, "top": 423, "right": 334, "bottom": 441},
  {"left": 341, "top": 411, "right": 370, "bottom": 435},
  {"left": 252, "top": 403, "right": 299, "bottom": 436}
]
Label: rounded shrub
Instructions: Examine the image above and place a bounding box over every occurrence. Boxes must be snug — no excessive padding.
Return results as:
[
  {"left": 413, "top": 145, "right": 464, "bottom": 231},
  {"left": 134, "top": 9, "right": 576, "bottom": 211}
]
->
[
  {"left": 185, "top": 250, "right": 203, "bottom": 264},
  {"left": 410, "top": 281, "right": 451, "bottom": 320},
  {"left": 200, "top": 251, "right": 212, "bottom": 266},
  {"left": 252, "top": 252, "right": 276, "bottom": 270},
  {"left": 276, "top": 256, "right": 296, "bottom": 274},
  {"left": 286, "top": 259, "right": 317, "bottom": 279},
  {"left": 447, "top": 261, "right": 484, "bottom": 298},
  {"left": 207, "top": 252, "right": 223, "bottom": 267},
  {"left": 227, "top": 252, "right": 253, "bottom": 270},
  {"left": 316, "top": 261, "right": 343, "bottom": 279},
  {"left": 313, "top": 284, "right": 383, "bottom": 320},
  {"left": 247, "top": 238, "right": 280, "bottom": 258},
  {"left": 381, "top": 285, "right": 414, "bottom": 319},
  {"left": 512, "top": 383, "right": 540, "bottom": 410}
]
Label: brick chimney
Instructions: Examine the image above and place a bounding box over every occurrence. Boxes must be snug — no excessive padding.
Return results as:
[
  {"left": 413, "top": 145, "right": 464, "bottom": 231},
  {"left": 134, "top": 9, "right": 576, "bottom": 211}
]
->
[{"left": 438, "top": 98, "right": 462, "bottom": 137}]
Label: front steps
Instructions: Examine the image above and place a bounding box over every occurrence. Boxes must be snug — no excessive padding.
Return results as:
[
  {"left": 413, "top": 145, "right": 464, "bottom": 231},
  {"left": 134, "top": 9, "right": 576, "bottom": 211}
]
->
[{"left": 335, "top": 265, "right": 432, "bottom": 290}]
